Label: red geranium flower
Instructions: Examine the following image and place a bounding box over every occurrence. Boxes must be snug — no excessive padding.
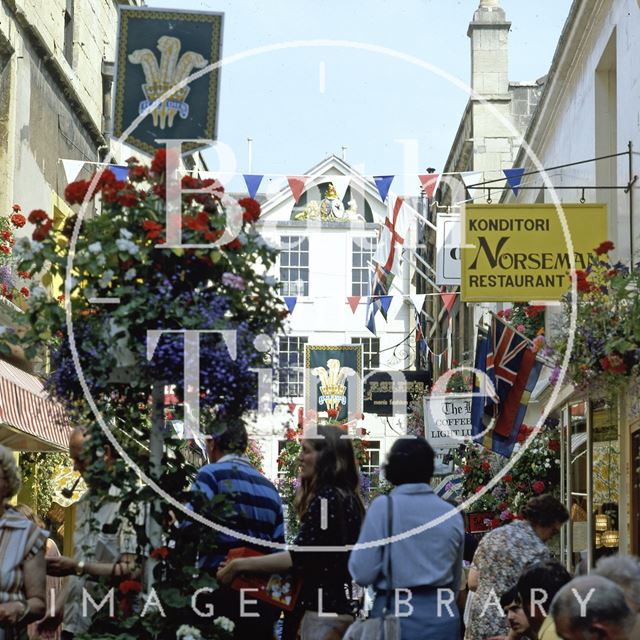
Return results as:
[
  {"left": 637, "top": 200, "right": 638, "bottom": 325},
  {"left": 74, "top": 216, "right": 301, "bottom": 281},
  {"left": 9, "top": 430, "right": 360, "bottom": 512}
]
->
[
  {"left": 118, "top": 580, "right": 142, "bottom": 595},
  {"left": 481, "top": 460, "right": 490, "bottom": 472},
  {"left": 20, "top": 287, "right": 29, "bottom": 297},
  {"left": 150, "top": 546, "right": 169, "bottom": 560},
  {"left": 462, "top": 465, "right": 471, "bottom": 474},
  {"left": 10, "top": 213, "right": 26, "bottom": 228},
  {"left": 184, "top": 211, "right": 210, "bottom": 233},
  {"left": 129, "top": 165, "right": 148, "bottom": 182},
  {"left": 143, "top": 220, "right": 163, "bottom": 240},
  {"left": 150, "top": 148, "right": 166, "bottom": 176},
  {"left": 547, "top": 439, "right": 560, "bottom": 452},
  {"left": 532, "top": 480, "right": 545, "bottom": 494},
  {"left": 600, "top": 354, "right": 627, "bottom": 374},
  {"left": 117, "top": 192, "right": 139, "bottom": 208},
  {"left": 503, "top": 474, "right": 512, "bottom": 483},
  {"left": 12, "top": 204, "right": 21, "bottom": 212},
  {"left": 239, "top": 197, "right": 261, "bottom": 223},
  {"left": 595, "top": 240, "right": 615, "bottom": 255},
  {"left": 64, "top": 179, "right": 91, "bottom": 205},
  {"left": 224, "top": 238, "right": 242, "bottom": 251},
  {"left": 327, "top": 408, "right": 339, "bottom": 419},
  {"left": 0, "top": 245, "right": 9, "bottom": 255},
  {"left": 28, "top": 209, "right": 49, "bottom": 224},
  {"left": 524, "top": 305, "right": 545, "bottom": 318},
  {"left": 32, "top": 220, "right": 53, "bottom": 241}
]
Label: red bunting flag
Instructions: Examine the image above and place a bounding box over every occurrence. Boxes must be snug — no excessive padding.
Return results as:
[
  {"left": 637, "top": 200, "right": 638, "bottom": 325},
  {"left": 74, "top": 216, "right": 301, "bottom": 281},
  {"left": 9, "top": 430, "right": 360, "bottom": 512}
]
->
[
  {"left": 287, "top": 176, "right": 308, "bottom": 204},
  {"left": 440, "top": 290, "right": 457, "bottom": 315},
  {"left": 347, "top": 296, "right": 361, "bottom": 314},
  {"left": 418, "top": 173, "right": 440, "bottom": 200}
]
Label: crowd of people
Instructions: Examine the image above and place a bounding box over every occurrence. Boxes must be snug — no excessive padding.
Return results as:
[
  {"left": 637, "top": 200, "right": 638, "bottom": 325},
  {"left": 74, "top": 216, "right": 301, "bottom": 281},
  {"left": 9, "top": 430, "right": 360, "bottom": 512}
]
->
[{"left": 1, "top": 422, "right": 639, "bottom": 640}]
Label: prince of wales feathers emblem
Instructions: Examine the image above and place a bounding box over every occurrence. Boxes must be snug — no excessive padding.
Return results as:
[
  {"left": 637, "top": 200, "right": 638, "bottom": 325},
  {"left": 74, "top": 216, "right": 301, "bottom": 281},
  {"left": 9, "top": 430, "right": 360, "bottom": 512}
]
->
[
  {"left": 312, "top": 359, "right": 355, "bottom": 414},
  {"left": 129, "top": 36, "right": 208, "bottom": 129}
]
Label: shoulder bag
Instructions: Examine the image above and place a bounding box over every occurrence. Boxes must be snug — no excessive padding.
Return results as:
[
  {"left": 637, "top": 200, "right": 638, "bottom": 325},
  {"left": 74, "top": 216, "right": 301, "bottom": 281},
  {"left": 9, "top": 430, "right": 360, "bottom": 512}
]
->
[{"left": 343, "top": 495, "right": 401, "bottom": 640}]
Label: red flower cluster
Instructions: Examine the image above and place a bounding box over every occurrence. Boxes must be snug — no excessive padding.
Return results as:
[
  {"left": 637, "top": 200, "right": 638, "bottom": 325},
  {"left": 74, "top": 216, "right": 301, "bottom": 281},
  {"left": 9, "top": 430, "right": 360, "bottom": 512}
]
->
[
  {"left": 574, "top": 270, "right": 593, "bottom": 293},
  {"left": 600, "top": 353, "right": 627, "bottom": 374},
  {"left": 532, "top": 480, "right": 545, "bottom": 494},
  {"left": 143, "top": 220, "right": 163, "bottom": 240},
  {"left": 327, "top": 408, "right": 339, "bottom": 419},
  {"left": 118, "top": 580, "right": 142, "bottom": 595},
  {"left": 239, "top": 197, "right": 261, "bottom": 223},
  {"left": 524, "top": 305, "right": 545, "bottom": 318},
  {"left": 595, "top": 240, "right": 615, "bottom": 256},
  {"left": 149, "top": 546, "right": 169, "bottom": 560},
  {"left": 150, "top": 148, "right": 166, "bottom": 176},
  {"left": 64, "top": 179, "right": 92, "bottom": 205},
  {"left": 10, "top": 213, "right": 26, "bottom": 228},
  {"left": 28, "top": 209, "right": 53, "bottom": 241}
]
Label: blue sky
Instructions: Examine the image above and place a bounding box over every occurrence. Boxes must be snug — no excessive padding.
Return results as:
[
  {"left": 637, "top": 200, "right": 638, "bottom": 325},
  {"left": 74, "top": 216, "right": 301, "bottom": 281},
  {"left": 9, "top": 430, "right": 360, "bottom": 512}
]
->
[{"left": 147, "top": 0, "right": 572, "bottom": 195}]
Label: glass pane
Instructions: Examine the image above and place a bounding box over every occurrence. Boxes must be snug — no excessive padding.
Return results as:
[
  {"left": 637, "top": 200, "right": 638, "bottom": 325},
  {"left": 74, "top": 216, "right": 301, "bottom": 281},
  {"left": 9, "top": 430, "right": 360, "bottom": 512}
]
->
[
  {"left": 300, "top": 252, "right": 309, "bottom": 267},
  {"left": 291, "top": 253, "right": 299, "bottom": 266}
]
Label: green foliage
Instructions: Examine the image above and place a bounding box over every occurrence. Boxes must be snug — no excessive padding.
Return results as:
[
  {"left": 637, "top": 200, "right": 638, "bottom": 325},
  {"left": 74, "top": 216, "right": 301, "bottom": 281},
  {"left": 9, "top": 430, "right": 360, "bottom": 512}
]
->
[{"left": 19, "top": 452, "right": 70, "bottom": 518}]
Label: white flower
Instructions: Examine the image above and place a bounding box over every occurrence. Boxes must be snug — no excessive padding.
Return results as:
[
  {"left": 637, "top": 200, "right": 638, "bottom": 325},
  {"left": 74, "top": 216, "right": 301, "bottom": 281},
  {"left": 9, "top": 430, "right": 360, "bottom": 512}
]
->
[
  {"left": 30, "top": 241, "right": 43, "bottom": 252},
  {"left": 88, "top": 241, "right": 102, "bottom": 254},
  {"left": 99, "top": 270, "right": 114, "bottom": 288},
  {"left": 214, "top": 617, "right": 235, "bottom": 633},
  {"left": 115, "top": 238, "right": 139, "bottom": 255},
  {"left": 176, "top": 625, "right": 201, "bottom": 640},
  {"left": 119, "top": 228, "right": 133, "bottom": 239},
  {"left": 124, "top": 268, "right": 137, "bottom": 281},
  {"left": 264, "top": 276, "right": 277, "bottom": 287},
  {"left": 96, "top": 254, "right": 106, "bottom": 267}
]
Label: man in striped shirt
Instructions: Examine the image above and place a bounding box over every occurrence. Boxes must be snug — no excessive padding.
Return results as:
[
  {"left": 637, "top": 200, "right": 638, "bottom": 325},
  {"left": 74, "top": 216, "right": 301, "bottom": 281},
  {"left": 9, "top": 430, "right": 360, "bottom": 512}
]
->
[{"left": 185, "top": 420, "right": 284, "bottom": 640}]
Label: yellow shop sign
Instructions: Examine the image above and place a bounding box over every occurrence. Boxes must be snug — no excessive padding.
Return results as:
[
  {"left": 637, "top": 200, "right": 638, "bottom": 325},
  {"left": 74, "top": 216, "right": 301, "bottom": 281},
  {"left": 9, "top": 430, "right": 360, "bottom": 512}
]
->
[{"left": 461, "top": 204, "right": 608, "bottom": 302}]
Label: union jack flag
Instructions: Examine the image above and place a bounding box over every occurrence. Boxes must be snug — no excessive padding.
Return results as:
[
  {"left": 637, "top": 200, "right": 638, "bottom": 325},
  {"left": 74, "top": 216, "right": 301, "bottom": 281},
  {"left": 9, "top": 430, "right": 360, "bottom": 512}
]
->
[{"left": 471, "top": 316, "right": 541, "bottom": 456}]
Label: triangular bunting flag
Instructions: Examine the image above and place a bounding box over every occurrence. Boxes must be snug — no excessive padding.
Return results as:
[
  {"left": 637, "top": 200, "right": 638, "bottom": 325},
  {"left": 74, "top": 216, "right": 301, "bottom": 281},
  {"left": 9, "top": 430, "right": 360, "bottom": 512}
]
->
[
  {"left": 379, "top": 295, "right": 393, "bottom": 316},
  {"left": 503, "top": 168, "right": 525, "bottom": 197},
  {"left": 61, "top": 159, "right": 84, "bottom": 184},
  {"left": 418, "top": 173, "right": 440, "bottom": 200},
  {"left": 243, "top": 174, "right": 264, "bottom": 198},
  {"left": 284, "top": 296, "right": 297, "bottom": 314},
  {"left": 373, "top": 175, "right": 394, "bottom": 202},
  {"left": 460, "top": 171, "right": 484, "bottom": 203},
  {"left": 347, "top": 296, "right": 361, "bottom": 314},
  {"left": 287, "top": 176, "right": 308, "bottom": 204},
  {"left": 410, "top": 294, "right": 427, "bottom": 313},
  {"left": 440, "top": 290, "right": 457, "bottom": 315},
  {"left": 331, "top": 175, "right": 351, "bottom": 200},
  {"left": 109, "top": 165, "right": 129, "bottom": 181}
]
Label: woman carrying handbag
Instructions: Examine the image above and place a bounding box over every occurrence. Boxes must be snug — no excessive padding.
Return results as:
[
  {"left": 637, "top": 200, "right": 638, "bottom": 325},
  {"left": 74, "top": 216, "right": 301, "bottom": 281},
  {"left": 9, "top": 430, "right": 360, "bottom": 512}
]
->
[
  {"left": 348, "top": 438, "right": 464, "bottom": 640},
  {"left": 217, "top": 425, "right": 364, "bottom": 640}
]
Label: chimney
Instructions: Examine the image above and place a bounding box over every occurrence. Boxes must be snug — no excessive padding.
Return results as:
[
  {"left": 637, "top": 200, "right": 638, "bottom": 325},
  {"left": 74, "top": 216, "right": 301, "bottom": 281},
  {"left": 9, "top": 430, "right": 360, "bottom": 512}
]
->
[{"left": 468, "top": 0, "right": 511, "bottom": 96}]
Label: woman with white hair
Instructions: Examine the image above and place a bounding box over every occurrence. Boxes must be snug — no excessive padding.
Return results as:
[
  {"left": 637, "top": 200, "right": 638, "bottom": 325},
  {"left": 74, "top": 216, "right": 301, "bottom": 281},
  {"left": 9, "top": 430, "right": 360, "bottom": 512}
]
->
[
  {"left": 594, "top": 554, "right": 640, "bottom": 638},
  {"left": 0, "top": 444, "right": 47, "bottom": 640}
]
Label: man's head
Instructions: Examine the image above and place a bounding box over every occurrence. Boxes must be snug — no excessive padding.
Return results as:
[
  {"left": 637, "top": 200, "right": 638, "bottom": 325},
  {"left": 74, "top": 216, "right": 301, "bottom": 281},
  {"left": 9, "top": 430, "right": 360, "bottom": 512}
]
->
[
  {"left": 500, "top": 585, "right": 531, "bottom": 637},
  {"left": 517, "top": 560, "right": 571, "bottom": 634},
  {"left": 551, "top": 575, "right": 636, "bottom": 639},
  {"left": 69, "top": 425, "right": 114, "bottom": 481},
  {"left": 594, "top": 555, "right": 640, "bottom": 614},
  {"left": 204, "top": 421, "right": 248, "bottom": 463}
]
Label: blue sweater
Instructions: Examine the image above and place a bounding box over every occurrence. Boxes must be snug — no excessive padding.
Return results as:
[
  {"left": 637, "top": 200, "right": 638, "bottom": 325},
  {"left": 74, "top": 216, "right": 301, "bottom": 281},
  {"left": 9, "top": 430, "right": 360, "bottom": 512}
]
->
[{"left": 349, "top": 483, "right": 464, "bottom": 594}]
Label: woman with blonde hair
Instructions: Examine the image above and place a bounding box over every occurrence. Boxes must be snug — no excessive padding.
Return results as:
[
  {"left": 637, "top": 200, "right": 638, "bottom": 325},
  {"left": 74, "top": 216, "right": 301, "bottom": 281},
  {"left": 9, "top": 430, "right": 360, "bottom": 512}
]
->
[
  {"left": 0, "top": 445, "right": 47, "bottom": 640},
  {"left": 217, "top": 424, "right": 365, "bottom": 640}
]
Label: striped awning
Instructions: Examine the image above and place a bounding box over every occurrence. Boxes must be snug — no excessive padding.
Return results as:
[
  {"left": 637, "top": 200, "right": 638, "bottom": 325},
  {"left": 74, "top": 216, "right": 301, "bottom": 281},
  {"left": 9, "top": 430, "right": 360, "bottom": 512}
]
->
[{"left": 0, "top": 360, "right": 69, "bottom": 451}]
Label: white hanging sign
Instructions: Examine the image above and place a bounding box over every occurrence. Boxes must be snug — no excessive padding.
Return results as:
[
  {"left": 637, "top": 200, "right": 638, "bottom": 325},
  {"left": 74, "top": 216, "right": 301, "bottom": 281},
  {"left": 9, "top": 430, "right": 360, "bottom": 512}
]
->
[{"left": 436, "top": 214, "right": 461, "bottom": 285}]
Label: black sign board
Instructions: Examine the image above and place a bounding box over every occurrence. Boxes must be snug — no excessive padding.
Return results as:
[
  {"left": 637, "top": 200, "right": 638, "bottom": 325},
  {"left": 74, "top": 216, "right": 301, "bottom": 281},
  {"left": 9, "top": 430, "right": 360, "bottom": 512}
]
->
[
  {"left": 363, "top": 370, "right": 431, "bottom": 416},
  {"left": 113, "top": 7, "right": 223, "bottom": 156}
]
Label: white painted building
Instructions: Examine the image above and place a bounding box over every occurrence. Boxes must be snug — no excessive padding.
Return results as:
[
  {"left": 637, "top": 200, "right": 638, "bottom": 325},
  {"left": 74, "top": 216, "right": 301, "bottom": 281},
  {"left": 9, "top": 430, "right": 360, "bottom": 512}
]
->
[
  {"left": 501, "top": 0, "right": 640, "bottom": 558},
  {"left": 251, "top": 155, "right": 424, "bottom": 481}
]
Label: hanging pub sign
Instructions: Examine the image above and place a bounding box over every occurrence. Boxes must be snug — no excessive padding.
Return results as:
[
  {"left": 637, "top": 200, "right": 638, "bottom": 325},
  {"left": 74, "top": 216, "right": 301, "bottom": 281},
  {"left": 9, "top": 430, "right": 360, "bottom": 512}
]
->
[
  {"left": 363, "top": 370, "right": 431, "bottom": 416},
  {"left": 113, "top": 7, "right": 223, "bottom": 156},
  {"left": 436, "top": 214, "right": 461, "bottom": 285},
  {"left": 305, "top": 345, "right": 363, "bottom": 422},
  {"left": 460, "top": 204, "right": 608, "bottom": 302},
  {"left": 424, "top": 394, "right": 472, "bottom": 448}
]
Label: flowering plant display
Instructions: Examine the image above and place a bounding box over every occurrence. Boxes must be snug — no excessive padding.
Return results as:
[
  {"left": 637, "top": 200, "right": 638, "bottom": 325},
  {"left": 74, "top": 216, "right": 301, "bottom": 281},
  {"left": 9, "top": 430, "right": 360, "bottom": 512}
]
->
[
  {"left": 448, "top": 420, "right": 561, "bottom": 529},
  {"left": 496, "top": 302, "right": 545, "bottom": 342},
  {"left": 553, "top": 241, "right": 640, "bottom": 395},
  {"left": 1, "top": 149, "right": 287, "bottom": 640},
  {"left": 0, "top": 204, "right": 32, "bottom": 305}
]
